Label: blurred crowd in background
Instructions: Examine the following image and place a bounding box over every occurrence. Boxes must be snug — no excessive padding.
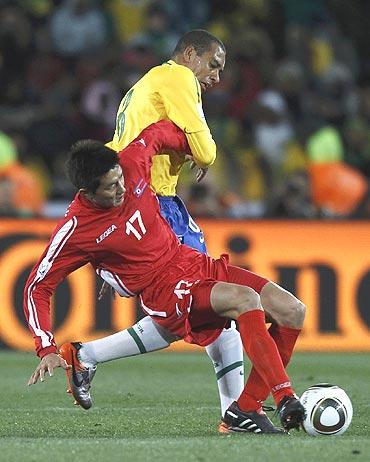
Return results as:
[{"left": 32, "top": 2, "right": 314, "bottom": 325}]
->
[{"left": 1, "top": 0, "right": 370, "bottom": 219}]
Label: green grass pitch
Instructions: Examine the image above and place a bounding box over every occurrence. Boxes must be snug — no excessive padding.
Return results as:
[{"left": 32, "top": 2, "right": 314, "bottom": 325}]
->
[{"left": 0, "top": 351, "right": 369, "bottom": 462}]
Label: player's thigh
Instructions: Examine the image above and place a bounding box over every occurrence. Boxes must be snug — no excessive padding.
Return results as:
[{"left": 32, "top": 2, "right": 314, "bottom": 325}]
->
[
  {"left": 210, "top": 281, "right": 262, "bottom": 319},
  {"left": 227, "top": 264, "right": 269, "bottom": 293}
]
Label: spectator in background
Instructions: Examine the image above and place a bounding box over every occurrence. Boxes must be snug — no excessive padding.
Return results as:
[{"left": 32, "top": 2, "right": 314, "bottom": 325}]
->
[
  {"left": 312, "top": 62, "right": 358, "bottom": 131},
  {"left": 306, "top": 122, "right": 344, "bottom": 165},
  {"left": 273, "top": 60, "right": 307, "bottom": 127},
  {"left": 0, "top": 131, "right": 44, "bottom": 217},
  {"left": 267, "top": 170, "right": 318, "bottom": 219},
  {"left": 309, "top": 15, "right": 359, "bottom": 81},
  {"left": 50, "top": 0, "right": 110, "bottom": 59},
  {"left": 309, "top": 161, "right": 368, "bottom": 218},
  {"left": 305, "top": 120, "right": 368, "bottom": 217},
  {"left": 250, "top": 89, "right": 295, "bottom": 194},
  {"left": 186, "top": 183, "right": 224, "bottom": 218},
  {"left": 228, "top": 27, "right": 273, "bottom": 120},
  {"left": 164, "top": 0, "right": 210, "bottom": 34},
  {"left": 80, "top": 76, "right": 121, "bottom": 137},
  {"left": 343, "top": 118, "right": 370, "bottom": 178},
  {"left": 358, "top": 84, "right": 370, "bottom": 123},
  {"left": 232, "top": 141, "right": 268, "bottom": 218},
  {"left": 0, "top": 4, "right": 33, "bottom": 105},
  {"left": 129, "top": 2, "right": 179, "bottom": 61}
]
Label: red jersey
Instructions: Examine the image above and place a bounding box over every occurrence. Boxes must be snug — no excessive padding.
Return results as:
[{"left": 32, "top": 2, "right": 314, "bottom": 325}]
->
[{"left": 24, "top": 121, "right": 191, "bottom": 357}]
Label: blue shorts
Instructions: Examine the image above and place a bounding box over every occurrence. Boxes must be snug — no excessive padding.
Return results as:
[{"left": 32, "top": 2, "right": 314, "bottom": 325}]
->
[{"left": 158, "top": 195, "right": 207, "bottom": 254}]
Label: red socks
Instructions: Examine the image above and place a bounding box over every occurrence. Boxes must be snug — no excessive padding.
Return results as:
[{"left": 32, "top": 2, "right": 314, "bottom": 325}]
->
[
  {"left": 240, "top": 324, "right": 301, "bottom": 410},
  {"left": 269, "top": 323, "right": 301, "bottom": 365},
  {"left": 236, "top": 310, "right": 295, "bottom": 411}
]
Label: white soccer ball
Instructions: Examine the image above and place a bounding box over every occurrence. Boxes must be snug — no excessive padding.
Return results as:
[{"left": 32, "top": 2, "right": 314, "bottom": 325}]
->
[{"left": 300, "top": 383, "right": 353, "bottom": 436}]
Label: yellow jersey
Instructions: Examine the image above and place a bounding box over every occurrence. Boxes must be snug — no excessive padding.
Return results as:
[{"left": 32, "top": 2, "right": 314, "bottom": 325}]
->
[{"left": 107, "top": 60, "right": 216, "bottom": 196}]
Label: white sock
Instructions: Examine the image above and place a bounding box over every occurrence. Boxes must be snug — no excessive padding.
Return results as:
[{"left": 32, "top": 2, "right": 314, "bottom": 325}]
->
[
  {"left": 205, "top": 323, "right": 244, "bottom": 417},
  {"left": 79, "top": 317, "right": 244, "bottom": 418},
  {"left": 79, "top": 316, "right": 178, "bottom": 367}
]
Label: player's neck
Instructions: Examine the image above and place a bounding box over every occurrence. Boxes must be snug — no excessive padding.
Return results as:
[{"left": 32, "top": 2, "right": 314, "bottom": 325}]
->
[{"left": 171, "top": 55, "right": 187, "bottom": 69}]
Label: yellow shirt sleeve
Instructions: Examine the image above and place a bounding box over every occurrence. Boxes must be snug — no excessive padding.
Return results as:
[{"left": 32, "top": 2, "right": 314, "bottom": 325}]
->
[
  {"left": 160, "top": 62, "right": 216, "bottom": 167},
  {"left": 185, "top": 132, "right": 216, "bottom": 167}
]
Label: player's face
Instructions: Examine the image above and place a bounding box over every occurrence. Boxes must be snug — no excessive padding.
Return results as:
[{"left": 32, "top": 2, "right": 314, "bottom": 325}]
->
[
  {"left": 91, "top": 164, "right": 125, "bottom": 208},
  {"left": 191, "top": 43, "right": 225, "bottom": 92}
]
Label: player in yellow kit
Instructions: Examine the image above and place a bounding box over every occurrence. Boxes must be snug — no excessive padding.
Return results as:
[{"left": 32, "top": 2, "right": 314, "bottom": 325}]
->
[
  {"left": 107, "top": 39, "right": 218, "bottom": 203},
  {"left": 106, "top": 31, "right": 222, "bottom": 252},
  {"left": 62, "top": 30, "right": 245, "bottom": 418}
]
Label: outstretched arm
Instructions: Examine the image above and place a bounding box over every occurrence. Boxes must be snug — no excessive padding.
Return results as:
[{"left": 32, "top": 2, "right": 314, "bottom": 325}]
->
[
  {"left": 120, "top": 120, "right": 191, "bottom": 168},
  {"left": 138, "top": 120, "right": 191, "bottom": 155},
  {"left": 24, "top": 218, "right": 88, "bottom": 361}
]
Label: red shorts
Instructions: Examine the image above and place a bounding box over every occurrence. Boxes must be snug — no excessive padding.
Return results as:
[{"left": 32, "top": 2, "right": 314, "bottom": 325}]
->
[{"left": 140, "top": 245, "right": 269, "bottom": 347}]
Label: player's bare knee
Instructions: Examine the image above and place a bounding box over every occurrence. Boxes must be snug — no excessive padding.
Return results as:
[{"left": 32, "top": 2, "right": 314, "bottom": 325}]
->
[
  {"left": 211, "top": 283, "right": 262, "bottom": 319},
  {"left": 261, "top": 282, "right": 306, "bottom": 328},
  {"left": 295, "top": 299, "right": 306, "bottom": 326},
  {"left": 232, "top": 286, "right": 261, "bottom": 317},
  {"left": 284, "top": 299, "right": 306, "bottom": 328}
]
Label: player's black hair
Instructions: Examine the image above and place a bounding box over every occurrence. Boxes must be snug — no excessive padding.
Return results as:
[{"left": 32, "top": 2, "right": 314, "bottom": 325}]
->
[
  {"left": 66, "top": 140, "right": 119, "bottom": 193},
  {"left": 172, "top": 29, "right": 225, "bottom": 57}
]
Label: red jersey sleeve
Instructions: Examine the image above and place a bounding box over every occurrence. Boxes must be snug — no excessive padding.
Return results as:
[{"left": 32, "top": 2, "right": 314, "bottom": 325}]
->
[
  {"left": 118, "top": 120, "right": 191, "bottom": 181},
  {"left": 23, "top": 217, "right": 89, "bottom": 357},
  {"left": 139, "top": 120, "right": 191, "bottom": 155}
]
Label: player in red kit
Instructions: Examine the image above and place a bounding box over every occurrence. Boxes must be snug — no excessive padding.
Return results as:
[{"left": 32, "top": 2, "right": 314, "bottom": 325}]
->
[{"left": 25, "top": 120, "right": 305, "bottom": 434}]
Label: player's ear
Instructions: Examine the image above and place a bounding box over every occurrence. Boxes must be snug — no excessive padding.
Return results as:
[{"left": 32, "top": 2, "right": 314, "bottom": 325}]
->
[{"left": 183, "top": 45, "right": 198, "bottom": 64}]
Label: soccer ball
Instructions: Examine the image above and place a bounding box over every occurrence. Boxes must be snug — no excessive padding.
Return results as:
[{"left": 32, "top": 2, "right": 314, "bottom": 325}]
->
[{"left": 300, "top": 383, "right": 353, "bottom": 436}]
